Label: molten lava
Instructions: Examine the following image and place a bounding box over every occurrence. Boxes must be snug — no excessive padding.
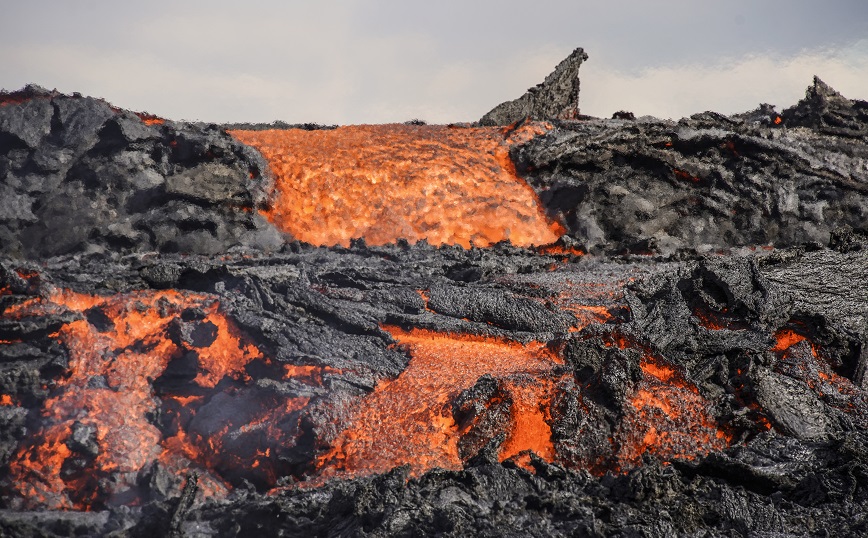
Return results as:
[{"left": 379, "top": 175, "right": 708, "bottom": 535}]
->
[
  {"left": 601, "top": 333, "right": 732, "bottom": 469},
  {"left": 128, "top": 112, "right": 165, "bottom": 125},
  {"left": 314, "top": 327, "right": 567, "bottom": 481},
  {"left": 616, "top": 355, "right": 731, "bottom": 468},
  {"left": 229, "top": 123, "right": 563, "bottom": 248},
  {"left": 771, "top": 327, "right": 868, "bottom": 422},
  {"left": 4, "top": 288, "right": 267, "bottom": 509}
]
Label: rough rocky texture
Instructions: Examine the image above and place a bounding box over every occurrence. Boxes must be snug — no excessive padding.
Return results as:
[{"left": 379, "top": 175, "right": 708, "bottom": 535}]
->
[
  {"left": 0, "top": 85, "right": 284, "bottom": 259},
  {"left": 1, "top": 60, "right": 868, "bottom": 537},
  {"left": 512, "top": 80, "right": 868, "bottom": 254},
  {"left": 0, "top": 244, "right": 866, "bottom": 536},
  {"left": 479, "top": 48, "right": 588, "bottom": 126}
]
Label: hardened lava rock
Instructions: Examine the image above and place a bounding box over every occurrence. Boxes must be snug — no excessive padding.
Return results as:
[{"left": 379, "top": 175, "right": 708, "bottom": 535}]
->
[
  {"left": 479, "top": 47, "right": 588, "bottom": 126},
  {"left": 510, "top": 78, "right": 868, "bottom": 255},
  {"left": 0, "top": 85, "right": 283, "bottom": 258}
]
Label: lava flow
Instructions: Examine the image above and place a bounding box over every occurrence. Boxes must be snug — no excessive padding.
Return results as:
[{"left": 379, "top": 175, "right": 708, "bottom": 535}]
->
[
  {"left": 603, "top": 335, "right": 732, "bottom": 470},
  {"left": 313, "top": 327, "right": 569, "bottom": 481},
  {"left": 1, "top": 288, "right": 282, "bottom": 509},
  {"left": 229, "top": 123, "right": 563, "bottom": 249}
]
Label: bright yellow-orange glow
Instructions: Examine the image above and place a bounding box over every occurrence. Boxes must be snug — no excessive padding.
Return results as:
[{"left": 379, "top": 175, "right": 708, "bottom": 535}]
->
[
  {"left": 134, "top": 112, "right": 165, "bottom": 126},
  {"left": 229, "top": 123, "right": 563, "bottom": 248},
  {"left": 314, "top": 327, "right": 565, "bottom": 481},
  {"left": 772, "top": 329, "right": 807, "bottom": 352},
  {"left": 497, "top": 376, "right": 561, "bottom": 464},
  {"left": 6, "top": 288, "right": 265, "bottom": 510}
]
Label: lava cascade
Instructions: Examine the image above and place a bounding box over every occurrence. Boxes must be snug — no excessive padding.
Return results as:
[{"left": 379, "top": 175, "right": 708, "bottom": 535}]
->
[{"left": 229, "top": 123, "right": 563, "bottom": 248}]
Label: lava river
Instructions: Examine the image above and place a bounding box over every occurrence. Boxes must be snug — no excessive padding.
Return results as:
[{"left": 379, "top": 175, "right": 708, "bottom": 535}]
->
[{"left": 229, "top": 122, "right": 563, "bottom": 248}]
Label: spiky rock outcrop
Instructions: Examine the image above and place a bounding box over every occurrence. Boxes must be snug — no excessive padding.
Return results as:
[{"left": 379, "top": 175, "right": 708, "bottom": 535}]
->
[{"left": 479, "top": 48, "right": 588, "bottom": 126}]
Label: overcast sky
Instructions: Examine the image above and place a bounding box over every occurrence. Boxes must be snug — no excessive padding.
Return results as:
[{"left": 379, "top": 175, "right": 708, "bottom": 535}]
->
[{"left": 2, "top": 1, "right": 867, "bottom": 124}]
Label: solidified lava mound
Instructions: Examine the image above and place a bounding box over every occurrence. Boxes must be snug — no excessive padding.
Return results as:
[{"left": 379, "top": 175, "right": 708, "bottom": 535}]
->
[{"left": 1, "top": 54, "right": 868, "bottom": 537}]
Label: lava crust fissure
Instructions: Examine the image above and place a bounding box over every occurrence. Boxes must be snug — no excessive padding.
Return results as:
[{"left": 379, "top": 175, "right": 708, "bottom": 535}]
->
[{"left": 1, "top": 67, "right": 868, "bottom": 537}]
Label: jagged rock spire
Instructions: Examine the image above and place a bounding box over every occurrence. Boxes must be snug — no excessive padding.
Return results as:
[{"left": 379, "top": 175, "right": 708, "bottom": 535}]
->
[
  {"left": 479, "top": 47, "right": 588, "bottom": 126},
  {"left": 782, "top": 76, "right": 868, "bottom": 138}
]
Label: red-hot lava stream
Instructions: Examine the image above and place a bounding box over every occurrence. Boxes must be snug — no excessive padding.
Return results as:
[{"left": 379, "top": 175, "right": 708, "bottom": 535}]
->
[
  {"left": 3, "top": 288, "right": 270, "bottom": 509},
  {"left": 0, "top": 273, "right": 746, "bottom": 508},
  {"left": 229, "top": 122, "right": 564, "bottom": 248},
  {"left": 313, "top": 327, "right": 569, "bottom": 481}
]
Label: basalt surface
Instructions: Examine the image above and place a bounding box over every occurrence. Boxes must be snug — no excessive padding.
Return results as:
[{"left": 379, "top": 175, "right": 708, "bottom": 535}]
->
[{"left": 0, "top": 69, "right": 867, "bottom": 537}]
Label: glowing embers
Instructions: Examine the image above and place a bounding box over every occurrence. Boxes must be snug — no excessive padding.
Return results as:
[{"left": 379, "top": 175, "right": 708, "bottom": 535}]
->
[
  {"left": 603, "top": 335, "right": 732, "bottom": 469},
  {"left": 134, "top": 112, "right": 165, "bottom": 126},
  {"left": 4, "top": 288, "right": 265, "bottom": 510},
  {"left": 314, "top": 327, "right": 568, "bottom": 481},
  {"left": 229, "top": 123, "right": 563, "bottom": 248},
  {"left": 771, "top": 327, "right": 868, "bottom": 419}
]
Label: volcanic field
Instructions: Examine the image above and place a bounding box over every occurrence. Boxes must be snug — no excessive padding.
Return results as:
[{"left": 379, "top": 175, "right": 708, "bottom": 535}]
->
[{"left": 1, "top": 48, "right": 867, "bottom": 536}]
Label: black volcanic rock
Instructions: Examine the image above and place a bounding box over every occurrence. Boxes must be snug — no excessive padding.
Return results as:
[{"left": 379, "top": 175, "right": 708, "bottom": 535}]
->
[
  {"left": 782, "top": 76, "right": 868, "bottom": 138},
  {"left": 479, "top": 48, "right": 588, "bottom": 126},
  {"left": 511, "top": 81, "right": 868, "bottom": 254},
  {"left": 1, "top": 68, "right": 868, "bottom": 538},
  {"left": 0, "top": 88, "right": 284, "bottom": 259}
]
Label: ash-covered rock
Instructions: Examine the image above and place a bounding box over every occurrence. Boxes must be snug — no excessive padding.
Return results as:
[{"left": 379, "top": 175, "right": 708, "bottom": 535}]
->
[
  {"left": 0, "top": 86, "right": 284, "bottom": 258},
  {"left": 479, "top": 47, "right": 588, "bottom": 126}
]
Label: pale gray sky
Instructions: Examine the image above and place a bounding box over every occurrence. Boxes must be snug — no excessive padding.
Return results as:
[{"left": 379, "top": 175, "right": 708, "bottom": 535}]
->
[{"left": 2, "top": 1, "right": 866, "bottom": 124}]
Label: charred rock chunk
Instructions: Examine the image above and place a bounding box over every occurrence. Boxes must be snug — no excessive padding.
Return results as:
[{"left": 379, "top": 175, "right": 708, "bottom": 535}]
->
[{"left": 427, "top": 284, "right": 571, "bottom": 333}]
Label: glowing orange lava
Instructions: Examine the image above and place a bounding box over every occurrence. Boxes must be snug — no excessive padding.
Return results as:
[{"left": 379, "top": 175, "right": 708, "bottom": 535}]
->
[
  {"left": 615, "top": 354, "right": 731, "bottom": 468},
  {"left": 596, "top": 333, "right": 732, "bottom": 468},
  {"left": 6, "top": 288, "right": 265, "bottom": 510},
  {"left": 313, "top": 327, "right": 566, "bottom": 481},
  {"left": 772, "top": 329, "right": 807, "bottom": 352},
  {"left": 134, "top": 112, "right": 165, "bottom": 126},
  {"left": 770, "top": 327, "right": 868, "bottom": 420},
  {"left": 536, "top": 244, "right": 586, "bottom": 257},
  {"left": 229, "top": 123, "right": 563, "bottom": 248},
  {"left": 497, "top": 376, "right": 563, "bottom": 464}
]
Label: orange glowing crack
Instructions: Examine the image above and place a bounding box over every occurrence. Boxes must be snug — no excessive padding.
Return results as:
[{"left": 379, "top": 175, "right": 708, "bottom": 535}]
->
[
  {"left": 536, "top": 244, "right": 586, "bottom": 257},
  {"left": 6, "top": 288, "right": 266, "bottom": 510},
  {"left": 607, "top": 338, "right": 730, "bottom": 469},
  {"left": 772, "top": 329, "right": 807, "bottom": 352},
  {"left": 770, "top": 327, "right": 867, "bottom": 411},
  {"left": 674, "top": 169, "right": 700, "bottom": 183},
  {"left": 313, "top": 327, "right": 564, "bottom": 481},
  {"left": 134, "top": 112, "right": 165, "bottom": 125},
  {"left": 229, "top": 123, "right": 562, "bottom": 248},
  {"left": 617, "top": 363, "right": 730, "bottom": 468}
]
